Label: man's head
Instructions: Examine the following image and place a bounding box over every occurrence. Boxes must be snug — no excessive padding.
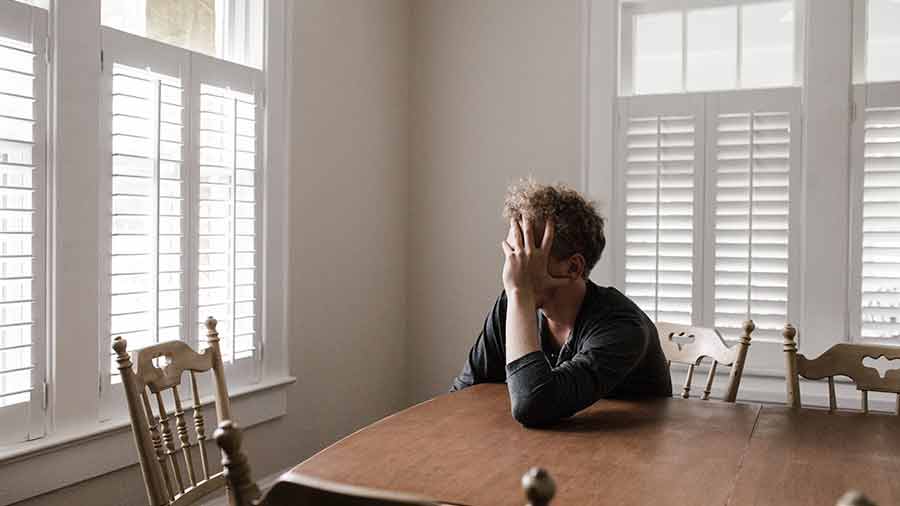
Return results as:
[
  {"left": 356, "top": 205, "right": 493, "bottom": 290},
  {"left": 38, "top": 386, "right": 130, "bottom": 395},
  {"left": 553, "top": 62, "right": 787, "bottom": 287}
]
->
[{"left": 503, "top": 179, "right": 605, "bottom": 282}]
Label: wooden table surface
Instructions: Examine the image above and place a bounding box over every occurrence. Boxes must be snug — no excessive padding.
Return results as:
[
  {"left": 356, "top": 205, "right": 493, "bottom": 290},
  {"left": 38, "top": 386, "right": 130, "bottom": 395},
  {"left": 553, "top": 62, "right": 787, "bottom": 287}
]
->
[
  {"left": 729, "top": 406, "right": 900, "bottom": 506},
  {"left": 290, "top": 384, "right": 900, "bottom": 505},
  {"left": 291, "top": 384, "right": 763, "bottom": 506}
]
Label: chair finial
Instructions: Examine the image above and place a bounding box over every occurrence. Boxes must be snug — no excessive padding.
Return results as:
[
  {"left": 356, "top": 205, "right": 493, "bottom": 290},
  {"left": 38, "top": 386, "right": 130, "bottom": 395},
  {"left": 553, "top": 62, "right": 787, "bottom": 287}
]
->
[
  {"left": 205, "top": 316, "right": 219, "bottom": 343},
  {"left": 522, "top": 467, "right": 555, "bottom": 506},
  {"left": 214, "top": 421, "right": 261, "bottom": 506},
  {"left": 112, "top": 336, "right": 132, "bottom": 370},
  {"left": 741, "top": 320, "right": 755, "bottom": 337},
  {"left": 836, "top": 490, "right": 878, "bottom": 506},
  {"left": 783, "top": 323, "right": 798, "bottom": 350}
]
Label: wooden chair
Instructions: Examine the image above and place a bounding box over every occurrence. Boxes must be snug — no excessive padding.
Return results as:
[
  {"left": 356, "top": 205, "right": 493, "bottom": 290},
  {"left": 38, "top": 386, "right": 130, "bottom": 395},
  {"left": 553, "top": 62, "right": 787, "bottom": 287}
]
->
[
  {"left": 656, "top": 320, "right": 754, "bottom": 402},
  {"left": 783, "top": 324, "right": 900, "bottom": 413},
  {"left": 114, "top": 317, "right": 233, "bottom": 506},
  {"left": 213, "top": 421, "right": 558, "bottom": 506}
]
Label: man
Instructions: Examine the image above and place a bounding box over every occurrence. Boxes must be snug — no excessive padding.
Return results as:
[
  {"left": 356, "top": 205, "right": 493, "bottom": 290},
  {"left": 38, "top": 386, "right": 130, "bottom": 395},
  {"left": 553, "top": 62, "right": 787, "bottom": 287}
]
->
[{"left": 451, "top": 180, "right": 672, "bottom": 427}]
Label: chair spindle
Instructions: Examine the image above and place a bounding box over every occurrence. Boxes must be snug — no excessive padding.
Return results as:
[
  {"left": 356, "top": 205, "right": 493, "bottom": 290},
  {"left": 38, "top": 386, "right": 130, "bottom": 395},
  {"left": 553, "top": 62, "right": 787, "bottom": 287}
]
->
[
  {"left": 190, "top": 370, "right": 211, "bottom": 480},
  {"left": 682, "top": 364, "right": 695, "bottom": 399},
  {"left": 172, "top": 385, "right": 197, "bottom": 487},
  {"left": 141, "top": 389, "right": 175, "bottom": 500},
  {"left": 861, "top": 390, "right": 869, "bottom": 414},
  {"left": 828, "top": 376, "right": 837, "bottom": 412},
  {"left": 156, "top": 391, "right": 186, "bottom": 493},
  {"left": 702, "top": 360, "right": 718, "bottom": 400},
  {"left": 783, "top": 324, "right": 800, "bottom": 408},
  {"left": 896, "top": 393, "right": 900, "bottom": 416}
]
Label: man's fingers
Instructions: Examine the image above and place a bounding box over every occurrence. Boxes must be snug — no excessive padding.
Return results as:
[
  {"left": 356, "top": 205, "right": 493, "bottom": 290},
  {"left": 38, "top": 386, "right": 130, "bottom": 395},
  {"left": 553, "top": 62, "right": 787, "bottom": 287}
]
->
[
  {"left": 501, "top": 240, "right": 514, "bottom": 256},
  {"left": 541, "top": 219, "right": 555, "bottom": 250},
  {"left": 521, "top": 218, "right": 534, "bottom": 252},
  {"left": 509, "top": 219, "right": 524, "bottom": 249}
]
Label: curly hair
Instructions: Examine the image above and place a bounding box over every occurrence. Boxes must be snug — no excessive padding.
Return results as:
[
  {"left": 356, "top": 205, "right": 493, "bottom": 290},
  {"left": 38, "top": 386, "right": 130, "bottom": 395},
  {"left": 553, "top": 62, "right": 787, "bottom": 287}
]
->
[{"left": 503, "top": 179, "right": 606, "bottom": 278}]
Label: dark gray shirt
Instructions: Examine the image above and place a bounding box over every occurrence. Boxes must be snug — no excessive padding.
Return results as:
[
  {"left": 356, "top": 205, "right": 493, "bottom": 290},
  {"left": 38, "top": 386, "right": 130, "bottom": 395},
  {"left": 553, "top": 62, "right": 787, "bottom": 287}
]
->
[{"left": 451, "top": 281, "right": 672, "bottom": 427}]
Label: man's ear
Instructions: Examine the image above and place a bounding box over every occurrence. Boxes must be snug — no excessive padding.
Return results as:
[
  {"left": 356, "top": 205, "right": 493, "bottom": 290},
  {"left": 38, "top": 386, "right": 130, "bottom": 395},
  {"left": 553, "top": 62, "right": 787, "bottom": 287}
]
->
[{"left": 568, "top": 254, "right": 586, "bottom": 280}]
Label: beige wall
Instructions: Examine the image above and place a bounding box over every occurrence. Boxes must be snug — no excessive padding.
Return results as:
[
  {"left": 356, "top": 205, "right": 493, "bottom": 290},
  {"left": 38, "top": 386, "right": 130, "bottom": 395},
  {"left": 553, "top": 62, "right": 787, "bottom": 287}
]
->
[
  {"left": 407, "top": 0, "right": 586, "bottom": 402},
  {"left": 15, "top": 1, "right": 411, "bottom": 504}
]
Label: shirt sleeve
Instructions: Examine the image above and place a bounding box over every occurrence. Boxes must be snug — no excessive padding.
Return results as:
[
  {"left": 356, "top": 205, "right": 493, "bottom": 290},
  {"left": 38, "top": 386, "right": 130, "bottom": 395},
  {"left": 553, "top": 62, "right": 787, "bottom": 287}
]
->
[
  {"left": 450, "top": 292, "right": 508, "bottom": 392},
  {"left": 505, "top": 315, "right": 650, "bottom": 427}
]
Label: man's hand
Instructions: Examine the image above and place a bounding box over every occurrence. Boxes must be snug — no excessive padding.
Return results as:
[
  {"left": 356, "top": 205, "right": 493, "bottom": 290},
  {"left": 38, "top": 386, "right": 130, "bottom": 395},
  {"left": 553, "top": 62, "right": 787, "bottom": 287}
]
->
[{"left": 501, "top": 218, "right": 567, "bottom": 296}]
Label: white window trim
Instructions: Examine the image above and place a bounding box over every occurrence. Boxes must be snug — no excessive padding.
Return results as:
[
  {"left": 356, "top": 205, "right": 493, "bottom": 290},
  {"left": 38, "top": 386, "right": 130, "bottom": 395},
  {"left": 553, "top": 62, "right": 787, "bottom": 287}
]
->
[
  {"left": 619, "top": 0, "right": 805, "bottom": 96},
  {"left": 0, "top": 0, "right": 293, "bottom": 497}
]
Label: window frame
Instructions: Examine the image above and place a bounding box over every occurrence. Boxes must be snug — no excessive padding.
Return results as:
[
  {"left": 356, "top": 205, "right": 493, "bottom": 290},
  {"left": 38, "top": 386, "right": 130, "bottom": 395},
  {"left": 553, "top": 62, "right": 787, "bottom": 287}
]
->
[
  {"left": 619, "top": 0, "right": 805, "bottom": 96},
  {"left": 0, "top": 1, "right": 292, "bottom": 496},
  {"left": 614, "top": 87, "right": 802, "bottom": 375}
]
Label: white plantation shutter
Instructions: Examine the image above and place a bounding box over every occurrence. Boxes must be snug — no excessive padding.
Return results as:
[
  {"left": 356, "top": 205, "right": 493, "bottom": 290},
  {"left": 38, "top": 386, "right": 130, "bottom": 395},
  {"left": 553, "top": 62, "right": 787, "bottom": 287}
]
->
[
  {"left": 100, "top": 29, "right": 189, "bottom": 388},
  {"left": 618, "top": 95, "right": 704, "bottom": 325},
  {"left": 191, "top": 54, "right": 262, "bottom": 368},
  {"left": 100, "top": 29, "right": 263, "bottom": 408},
  {"left": 706, "top": 89, "right": 800, "bottom": 342},
  {"left": 0, "top": 0, "right": 47, "bottom": 444},
  {"left": 851, "top": 82, "right": 900, "bottom": 341}
]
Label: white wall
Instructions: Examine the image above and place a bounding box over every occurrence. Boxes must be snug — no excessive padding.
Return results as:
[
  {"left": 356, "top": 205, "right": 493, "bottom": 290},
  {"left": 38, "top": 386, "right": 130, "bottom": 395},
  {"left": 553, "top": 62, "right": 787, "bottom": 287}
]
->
[
  {"left": 407, "top": 0, "right": 588, "bottom": 402},
  {"left": 14, "top": 1, "right": 411, "bottom": 504}
]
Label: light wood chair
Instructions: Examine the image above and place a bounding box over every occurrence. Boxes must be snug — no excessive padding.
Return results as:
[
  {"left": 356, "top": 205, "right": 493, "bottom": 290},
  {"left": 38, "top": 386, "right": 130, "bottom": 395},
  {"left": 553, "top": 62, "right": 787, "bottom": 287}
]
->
[
  {"left": 114, "top": 317, "right": 234, "bottom": 506},
  {"left": 656, "top": 320, "right": 754, "bottom": 402},
  {"left": 213, "top": 421, "right": 558, "bottom": 506},
  {"left": 783, "top": 324, "right": 900, "bottom": 413}
]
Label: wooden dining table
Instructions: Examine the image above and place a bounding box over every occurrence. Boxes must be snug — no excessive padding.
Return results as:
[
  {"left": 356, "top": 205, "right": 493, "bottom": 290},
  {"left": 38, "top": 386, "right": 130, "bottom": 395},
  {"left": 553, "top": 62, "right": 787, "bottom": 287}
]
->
[{"left": 289, "top": 384, "right": 900, "bottom": 505}]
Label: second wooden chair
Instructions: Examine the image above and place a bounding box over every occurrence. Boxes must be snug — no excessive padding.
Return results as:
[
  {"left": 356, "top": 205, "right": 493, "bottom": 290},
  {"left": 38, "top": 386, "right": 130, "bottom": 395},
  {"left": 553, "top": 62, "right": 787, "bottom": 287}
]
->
[
  {"left": 656, "top": 320, "right": 754, "bottom": 402},
  {"left": 783, "top": 324, "right": 900, "bottom": 413}
]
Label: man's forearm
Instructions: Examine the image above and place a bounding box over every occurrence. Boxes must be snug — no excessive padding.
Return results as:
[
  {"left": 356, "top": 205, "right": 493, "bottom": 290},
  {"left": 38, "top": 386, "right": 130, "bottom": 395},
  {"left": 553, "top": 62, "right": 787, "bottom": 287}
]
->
[{"left": 505, "top": 289, "right": 540, "bottom": 364}]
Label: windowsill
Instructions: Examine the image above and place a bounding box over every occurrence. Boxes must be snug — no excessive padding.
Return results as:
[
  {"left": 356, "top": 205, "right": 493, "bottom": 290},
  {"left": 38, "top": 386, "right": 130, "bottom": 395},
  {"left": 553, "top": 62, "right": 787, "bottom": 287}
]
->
[{"left": 0, "top": 375, "right": 295, "bottom": 506}]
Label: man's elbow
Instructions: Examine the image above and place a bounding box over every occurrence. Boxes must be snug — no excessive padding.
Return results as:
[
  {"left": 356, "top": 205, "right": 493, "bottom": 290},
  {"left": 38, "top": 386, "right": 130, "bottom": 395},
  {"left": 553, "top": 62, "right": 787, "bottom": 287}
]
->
[{"left": 510, "top": 395, "right": 559, "bottom": 428}]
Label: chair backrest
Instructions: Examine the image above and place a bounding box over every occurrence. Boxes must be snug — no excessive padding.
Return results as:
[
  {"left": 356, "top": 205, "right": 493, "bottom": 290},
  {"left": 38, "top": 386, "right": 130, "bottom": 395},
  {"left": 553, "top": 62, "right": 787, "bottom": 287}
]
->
[
  {"left": 113, "top": 317, "right": 232, "bottom": 506},
  {"left": 656, "top": 320, "right": 754, "bottom": 402},
  {"left": 213, "top": 421, "right": 558, "bottom": 506},
  {"left": 783, "top": 325, "right": 900, "bottom": 413}
]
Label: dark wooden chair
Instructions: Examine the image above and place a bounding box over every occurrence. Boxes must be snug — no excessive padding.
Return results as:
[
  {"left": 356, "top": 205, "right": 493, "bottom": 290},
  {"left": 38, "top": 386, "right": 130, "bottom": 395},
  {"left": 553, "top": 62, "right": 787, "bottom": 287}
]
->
[
  {"left": 213, "top": 421, "right": 557, "bottom": 506},
  {"left": 656, "top": 320, "right": 754, "bottom": 401}
]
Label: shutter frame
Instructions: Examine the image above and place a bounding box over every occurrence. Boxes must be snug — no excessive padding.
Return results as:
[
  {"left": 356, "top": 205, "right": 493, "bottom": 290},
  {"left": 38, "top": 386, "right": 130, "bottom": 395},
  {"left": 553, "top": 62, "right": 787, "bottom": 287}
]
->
[{"left": 0, "top": 0, "right": 48, "bottom": 444}]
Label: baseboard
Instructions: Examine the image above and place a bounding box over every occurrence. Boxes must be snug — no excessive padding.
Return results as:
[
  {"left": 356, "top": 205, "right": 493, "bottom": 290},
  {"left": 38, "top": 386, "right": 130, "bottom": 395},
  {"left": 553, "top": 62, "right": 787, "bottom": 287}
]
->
[{"left": 197, "top": 468, "right": 289, "bottom": 506}]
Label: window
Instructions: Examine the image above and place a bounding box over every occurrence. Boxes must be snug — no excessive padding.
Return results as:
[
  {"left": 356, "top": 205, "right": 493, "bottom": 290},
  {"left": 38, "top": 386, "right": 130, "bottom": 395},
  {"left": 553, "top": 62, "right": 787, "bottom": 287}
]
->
[
  {"left": 616, "top": 90, "right": 801, "bottom": 344},
  {"left": 616, "top": 1, "right": 802, "bottom": 358},
  {"left": 99, "top": 27, "right": 263, "bottom": 408},
  {"left": 0, "top": 0, "right": 47, "bottom": 445},
  {"left": 865, "top": 0, "right": 900, "bottom": 83},
  {"left": 621, "top": 0, "right": 800, "bottom": 95},
  {"left": 102, "top": 0, "right": 264, "bottom": 69},
  {"left": 850, "top": 0, "right": 900, "bottom": 342}
]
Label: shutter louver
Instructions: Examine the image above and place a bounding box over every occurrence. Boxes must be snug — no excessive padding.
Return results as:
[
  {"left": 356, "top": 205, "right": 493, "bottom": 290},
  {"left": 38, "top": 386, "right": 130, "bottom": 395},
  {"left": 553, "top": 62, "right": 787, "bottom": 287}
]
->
[
  {"left": 196, "top": 83, "right": 257, "bottom": 363},
  {"left": 0, "top": 34, "right": 38, "bottom": 408},
  {"left": 624, "top": 114, "right": 696, "bottom": 325},
  {"left": 860, "top": 105, "right": 900, "bottom": 339},
  {"left": 713, "top": 111, "right": 791, "bottom": 342},
  {"left": 108, "top": 62, "right": 185, "bottom": 379}
]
